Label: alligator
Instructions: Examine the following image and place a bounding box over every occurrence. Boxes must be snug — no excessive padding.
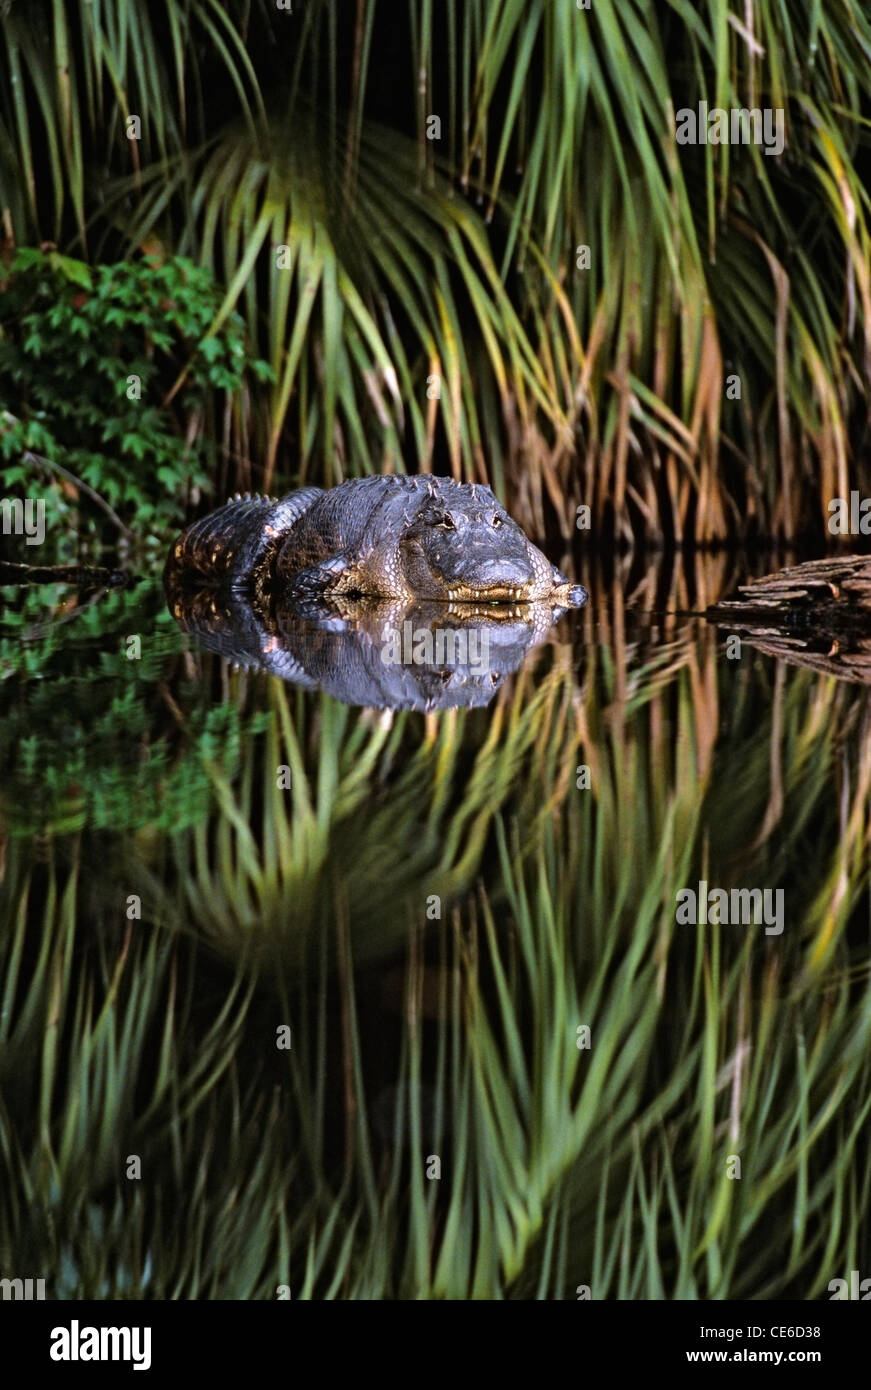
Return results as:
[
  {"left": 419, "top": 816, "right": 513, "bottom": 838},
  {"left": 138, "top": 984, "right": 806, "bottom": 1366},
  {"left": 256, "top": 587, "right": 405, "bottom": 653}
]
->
[{"left": 164, "top": 475, "right": 587, "bottom": 607}]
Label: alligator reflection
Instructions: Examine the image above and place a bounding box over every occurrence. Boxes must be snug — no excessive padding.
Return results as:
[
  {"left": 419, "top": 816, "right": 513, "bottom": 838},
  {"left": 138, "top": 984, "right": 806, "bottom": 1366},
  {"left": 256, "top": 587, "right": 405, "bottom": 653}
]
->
[{"left": 166, "top": 584, "right": 582, "bottom": 709}]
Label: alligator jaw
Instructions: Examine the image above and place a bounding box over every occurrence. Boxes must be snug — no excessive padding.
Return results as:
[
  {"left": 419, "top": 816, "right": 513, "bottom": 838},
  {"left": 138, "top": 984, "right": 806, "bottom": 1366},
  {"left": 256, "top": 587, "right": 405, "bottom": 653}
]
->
[
  {"left": 437, "top": 581, "right": 588, "bottom": 606},
  {"left": 441, "top": 585, "right": 533, "bottom": 603}
]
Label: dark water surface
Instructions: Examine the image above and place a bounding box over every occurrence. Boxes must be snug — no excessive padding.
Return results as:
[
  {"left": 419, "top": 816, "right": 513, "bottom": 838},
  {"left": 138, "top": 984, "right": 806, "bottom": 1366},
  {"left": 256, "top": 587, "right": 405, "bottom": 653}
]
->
[{"left": 1, "top": 548, "right": 869, "bottom": 1298}]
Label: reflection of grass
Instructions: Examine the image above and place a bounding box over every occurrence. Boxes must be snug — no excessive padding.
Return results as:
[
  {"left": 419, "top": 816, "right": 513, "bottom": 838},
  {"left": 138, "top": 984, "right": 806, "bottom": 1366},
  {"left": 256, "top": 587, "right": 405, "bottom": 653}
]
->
[
  {"left": 132, "top": 652, "right": 594, "bottom": 965},
  {"left": 1, "top": 619, "right": 871, "bottom": 1297}
]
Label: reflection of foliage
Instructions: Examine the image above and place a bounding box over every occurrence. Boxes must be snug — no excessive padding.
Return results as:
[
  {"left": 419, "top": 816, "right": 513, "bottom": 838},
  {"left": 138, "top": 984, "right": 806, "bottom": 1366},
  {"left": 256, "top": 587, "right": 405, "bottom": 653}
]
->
[
  {"left": 1, "top": 635, "right": 871, "bottom": 1296},
  {"left": 0, "top": 249, "right": 272, "bottom": 535},
  {"left": 0, "top": 578, "right": 268, "bottom": 835}
]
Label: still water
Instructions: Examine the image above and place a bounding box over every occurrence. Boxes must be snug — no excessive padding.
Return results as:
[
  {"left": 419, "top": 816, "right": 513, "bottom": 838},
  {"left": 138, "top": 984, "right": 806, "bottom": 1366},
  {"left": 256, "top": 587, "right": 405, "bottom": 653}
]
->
[{"left": 1, "top": 548, "right": 869, "bottom": 1298}]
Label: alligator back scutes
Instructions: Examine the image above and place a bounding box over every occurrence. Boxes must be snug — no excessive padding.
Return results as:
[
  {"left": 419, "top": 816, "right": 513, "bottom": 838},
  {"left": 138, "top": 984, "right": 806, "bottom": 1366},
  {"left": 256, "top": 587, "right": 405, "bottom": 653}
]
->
[{"left": 166, "top": 487, "right": 324, "bottom": 589}]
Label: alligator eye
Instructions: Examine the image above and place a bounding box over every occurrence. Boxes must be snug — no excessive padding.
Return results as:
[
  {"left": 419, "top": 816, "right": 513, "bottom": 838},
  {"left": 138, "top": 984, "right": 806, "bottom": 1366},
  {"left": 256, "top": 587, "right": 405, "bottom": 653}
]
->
[
  {"left": 492, "top": 515, "right": 503, "bottom": 528},
  {"left": 438, "top": 514, "right": 456, "bottom": 529}
]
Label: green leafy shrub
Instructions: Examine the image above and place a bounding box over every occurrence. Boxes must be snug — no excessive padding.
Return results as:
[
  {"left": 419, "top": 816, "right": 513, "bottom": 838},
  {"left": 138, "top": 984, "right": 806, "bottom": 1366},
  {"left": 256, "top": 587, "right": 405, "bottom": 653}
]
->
[{"left": 0, "top": 249, "right": 273, "bottom": 536}]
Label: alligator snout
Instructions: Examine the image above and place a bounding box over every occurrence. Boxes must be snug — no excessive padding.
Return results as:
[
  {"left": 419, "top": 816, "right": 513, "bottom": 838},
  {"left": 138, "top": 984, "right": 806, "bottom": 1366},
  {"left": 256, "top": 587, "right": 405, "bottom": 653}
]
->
[{"left": 469, "top": 556, "right": 534, "bottom": 590}]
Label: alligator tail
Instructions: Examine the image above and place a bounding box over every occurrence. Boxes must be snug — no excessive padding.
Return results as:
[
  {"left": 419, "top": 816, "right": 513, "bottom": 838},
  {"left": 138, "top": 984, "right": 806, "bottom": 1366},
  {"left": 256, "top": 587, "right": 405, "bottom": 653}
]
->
[{"left": 165, "top": 488, "right": 323, "bottom": 591}]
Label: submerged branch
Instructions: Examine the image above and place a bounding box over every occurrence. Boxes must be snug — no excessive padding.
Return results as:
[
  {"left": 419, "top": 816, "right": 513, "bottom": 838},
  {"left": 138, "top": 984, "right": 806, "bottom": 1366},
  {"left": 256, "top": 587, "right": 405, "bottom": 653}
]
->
[{"left": 20, "top": 447, "right": 135, "bottom": 540}]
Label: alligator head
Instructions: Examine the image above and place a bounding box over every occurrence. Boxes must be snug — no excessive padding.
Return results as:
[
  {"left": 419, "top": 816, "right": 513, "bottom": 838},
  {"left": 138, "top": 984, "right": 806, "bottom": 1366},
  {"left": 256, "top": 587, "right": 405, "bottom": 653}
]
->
[{"left": 393, "top": 481, "right": 583, "bottom": 605}]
